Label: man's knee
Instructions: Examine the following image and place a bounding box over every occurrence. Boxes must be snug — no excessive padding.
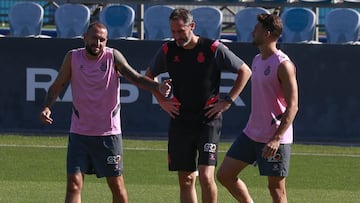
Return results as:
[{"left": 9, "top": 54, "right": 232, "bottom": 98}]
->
[
  {"left": 67, "top": 174, "right": 83, "bottom": 193},
  {"left": 268, "top": 178, "right": 287, "bottom": 201},
  {"left": 107, "top": 175, "right": 125, "bottom": 190},
  {"left": 178, "top": 171, "right": 197, "bottom": 189}
]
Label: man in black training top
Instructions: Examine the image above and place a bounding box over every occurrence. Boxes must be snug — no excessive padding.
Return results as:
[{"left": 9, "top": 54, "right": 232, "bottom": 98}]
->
[{"left": 145, "top": 8, "right": 251, "bottom": 203}]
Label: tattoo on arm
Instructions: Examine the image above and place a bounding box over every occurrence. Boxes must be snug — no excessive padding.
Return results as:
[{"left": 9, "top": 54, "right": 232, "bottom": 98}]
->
[{"left": 113, "top": 49, "right": 159, "bottom": 91}]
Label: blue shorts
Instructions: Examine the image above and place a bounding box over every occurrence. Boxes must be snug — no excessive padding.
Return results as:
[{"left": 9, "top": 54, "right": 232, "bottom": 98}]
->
[
  {"left": 67, "top": 133, "right": 124, "bottom": 178},
  {"left": 226, "top": 133, "right": 291, "bottom": 177}
]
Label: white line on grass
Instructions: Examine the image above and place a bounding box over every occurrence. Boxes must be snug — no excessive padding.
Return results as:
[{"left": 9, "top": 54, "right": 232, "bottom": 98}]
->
[{"left": 1, "top": 144, "right": 360, "bottom": 158}]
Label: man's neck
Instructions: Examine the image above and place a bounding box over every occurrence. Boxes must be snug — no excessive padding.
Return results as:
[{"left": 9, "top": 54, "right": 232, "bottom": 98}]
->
[
  {"left": 259, "top": 43, "right": 278, "bottom": 60},
  {"left": 183, "top": 35, "right": 199, "bottom": 50}
]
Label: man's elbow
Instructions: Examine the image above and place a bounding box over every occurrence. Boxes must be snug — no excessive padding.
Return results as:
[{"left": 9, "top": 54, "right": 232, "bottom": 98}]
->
[
  {"left": 240, "top": 64, "right": 252, "bottom": 78},
  {"left": 145, "top": 68, "right": 154, "bottom": 79}
]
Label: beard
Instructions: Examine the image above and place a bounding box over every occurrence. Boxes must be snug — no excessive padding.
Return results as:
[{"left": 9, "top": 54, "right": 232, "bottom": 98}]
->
[
  {"left": 175, "top": 32, "right": 193, "bottom": 47},
  {"left": 85, "top": 44, "right": 102, "bottom": 56},
  {"left": 176, "top": 37, "right": 191, "bottom": 47},
  {"left": 252, "top": 40, "right": 258, "bottom": 46},
  {"left": 252, "top": 38, "right": 262, "bottom": 47}
]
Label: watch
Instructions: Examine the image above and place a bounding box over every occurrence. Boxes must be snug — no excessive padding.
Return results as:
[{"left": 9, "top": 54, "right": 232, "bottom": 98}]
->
[{"left": 224, "top": 95, "right": 234, "bottom": 104}]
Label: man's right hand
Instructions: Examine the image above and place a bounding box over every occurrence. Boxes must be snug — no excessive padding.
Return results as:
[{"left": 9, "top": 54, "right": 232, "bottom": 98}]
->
[
  {"left": 40, "top": 107, "right": 53, "bottom": 125},
  {"left": 158, "top": 97, "right": 180, "bottom": 119},
  {"left": 159, "top": 79, "right": 172, "bottom": 97}
]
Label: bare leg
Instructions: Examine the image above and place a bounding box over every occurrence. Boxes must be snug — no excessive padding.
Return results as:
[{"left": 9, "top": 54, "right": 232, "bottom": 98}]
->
[
  {"left": 268, "top": 176, "right": 287, "bottom": 203},
  {"left": 198, "top": 165, "right": 217, "bottom": 203},
  {"left": 65, "top": 173, "right": 84, "bottom": 203},
  {"left": 217, "top": 156, "right": 253, "bottom": 203},
  {"left": 106, "top": 175, "right": 128, "bottom": 203},
  {"left": 178, "top": 171, "right": 198, "bottom": 203}
]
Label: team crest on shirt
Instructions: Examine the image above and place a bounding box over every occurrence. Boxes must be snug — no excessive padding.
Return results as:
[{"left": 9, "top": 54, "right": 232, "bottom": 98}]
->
[
  {"left": 197, "top": 52, "right": 205, "bottom": 63},
  {"left": 264, "top": 66, "right": 271, "bottom": 76},
  {"left": 99, "top": 62, "right": 107, "bottom": 72},
  {"left": 173, "top": 55, "right": 180, "bottom": 63}
]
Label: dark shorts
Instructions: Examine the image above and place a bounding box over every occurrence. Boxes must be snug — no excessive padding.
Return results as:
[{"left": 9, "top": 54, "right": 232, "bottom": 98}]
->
[
  {"left": 226, "top": 132, "right": 291, "bottom": 177},
  {"left": 168, "top": 115, "right": 222, "bottom": 172},
  {"left": 67, "top": 133, "right": 124, "bottom": 178}
]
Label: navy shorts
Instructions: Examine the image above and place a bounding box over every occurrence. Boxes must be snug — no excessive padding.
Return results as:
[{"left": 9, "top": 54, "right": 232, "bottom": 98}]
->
[
  {"left": 167, "top": 115, "right": 222, "bottom": 172},
  {"left": 67, "top": 133, "right": 124, "bottom": 178},
  {"left": 226, "top": 133, "right": 291, "bottom": 177}
]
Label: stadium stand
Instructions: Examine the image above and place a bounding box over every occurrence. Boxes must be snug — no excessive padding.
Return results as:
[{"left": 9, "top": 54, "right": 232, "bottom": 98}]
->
[
  {"left": 324, "top": 8, "right": 360, "bottom": 44},
  {"left": 235, "top": 7, "right": 270, "bottom": 42},
  {"left": 144, "top": 5, "right": 175, "bottom": 40},
  {"left": 1, "top": 0, "right": 360, "bottom": 43},
  {"left": 190, "top": 6, "right": 223, "bottom": 39},
  {"left": 99, "top": 4, "right": 136, "bottom": 39},
  {"left": 55, "top": 3, "right": 90, "bottom": 38},
  {"left": 280, "top": 7, "right": 317, "bottom": 43},
  {"left": 8, "top": 2, "right": 45, "bottom": 37}
]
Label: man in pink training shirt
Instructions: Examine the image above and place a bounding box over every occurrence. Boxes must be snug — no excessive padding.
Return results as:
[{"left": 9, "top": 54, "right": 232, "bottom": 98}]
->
[
  {"left": 217, "top": 13, "right": 299, "bottom": 203},
  {"left": 39, "top": 22, "right": 168, "bottom": 203}
]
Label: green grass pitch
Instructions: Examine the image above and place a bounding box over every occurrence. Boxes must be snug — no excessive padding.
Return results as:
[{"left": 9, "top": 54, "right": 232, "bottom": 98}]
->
[{"left": 0, "top": 134, "right": 359, "bottom": 203}]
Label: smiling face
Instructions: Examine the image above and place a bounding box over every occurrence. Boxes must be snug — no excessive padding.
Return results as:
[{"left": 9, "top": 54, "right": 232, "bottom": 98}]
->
[{"left": 83, "top": 23, "right": 108, "bottom": 57}]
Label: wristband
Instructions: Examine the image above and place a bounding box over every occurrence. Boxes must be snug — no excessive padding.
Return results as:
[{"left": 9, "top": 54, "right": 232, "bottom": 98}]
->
[{"left": 224, "top": 95, "right": 234, "bottom": 104}]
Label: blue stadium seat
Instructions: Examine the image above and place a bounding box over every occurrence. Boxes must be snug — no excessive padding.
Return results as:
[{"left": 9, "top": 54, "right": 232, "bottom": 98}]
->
[
  {"left": 144, "top": 5, "right": 174, "bottom": 40},
  {"left": 343, "top": 0, "right": 360, "bottom": 2},
  {"left": 8, "top": 2, "right": 44, "bottom": 37},
  {"left": 255, "top": 0, "right": 288, "bottom": 3},
  {"left": 299, "top": 0, "right": 332, "bottom": 2},
  {"left": 280, "top": 8, "right": 316, "bottom": 43},
  {"left": 99, "top": 4, "right": 135, "bottom": 39},
  {"left": 325, "top": 8, "right": 360, "bottom": 44},
  {"left": 191, "top": 6, "right": 223, "bottom": 40},
  {"left": 55, "top": 3, "right": 90, "bottom": 38},
  {"left": 235, "top": 7, "right": 270, "bottom": 42}
]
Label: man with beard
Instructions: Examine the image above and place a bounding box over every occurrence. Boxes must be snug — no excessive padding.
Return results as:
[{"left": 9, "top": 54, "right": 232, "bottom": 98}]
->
[
  {"left": 216, "top": 13, "right": 299, "bottom": 203},
  {"left": 40, "top": 22, "right": 167, "bottom": 203},
  {"left": 145, "top": 8, "right": 251, "bottom": 203}
]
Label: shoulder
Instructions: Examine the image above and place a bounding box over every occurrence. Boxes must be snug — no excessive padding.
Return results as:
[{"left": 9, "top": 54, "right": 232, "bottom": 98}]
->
[
  {"left": 278, "top": 56, "right": 296, "bottom": 79},
  {"left": 64, "top": 49, "right": 76, "bottom": 62},
  {"left": 111, "top": 48, "right": 124, "bottom": 58},
  {"left": 276, "top": 50, "right": 291, "bottom": 63},
  {"left": 162, "top": 40, "right": 177, "bottom": 51}
]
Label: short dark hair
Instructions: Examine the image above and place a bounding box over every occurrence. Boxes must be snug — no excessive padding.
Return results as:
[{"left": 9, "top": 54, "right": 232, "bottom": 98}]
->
[
  {"left": 87, "top": 22, "right": 107, "bottom": 33},
  {"left": 169, "top": 8, "right": 193, "bottom": 25},
  {"left": 257, "top": 13, "right": 283, "bottom": 38}
]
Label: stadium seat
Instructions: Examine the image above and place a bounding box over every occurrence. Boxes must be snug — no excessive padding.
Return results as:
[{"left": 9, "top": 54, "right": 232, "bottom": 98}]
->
[
  {"left": 191, "top": 6, "right": 223, "bottom": 40},
  {"left": 299, "top": 0, "right": 331, "bottom": 2},
  {"left": 144, "top": 5, "right": 174, "bottom": 40},
  {"left": 324, "top": 8, "right": 360, "bottom": 44},
  {"left": 8, "top": 2, "right": 45, "bottom": 37},
  {"left": 235, "top": 7, "right": 270, "bottom": 42},
  {"left": 99, "top": 4, "right": 135, "bottom": 39},
  {"left": 255, "top": 0, "right": 287, "bottom": 2},
  {"left": 55, "top": 3, "right": 90, "bottom": 38},
  {"left": 280, "top": 8, "right": 316, "bottom": 43}
]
